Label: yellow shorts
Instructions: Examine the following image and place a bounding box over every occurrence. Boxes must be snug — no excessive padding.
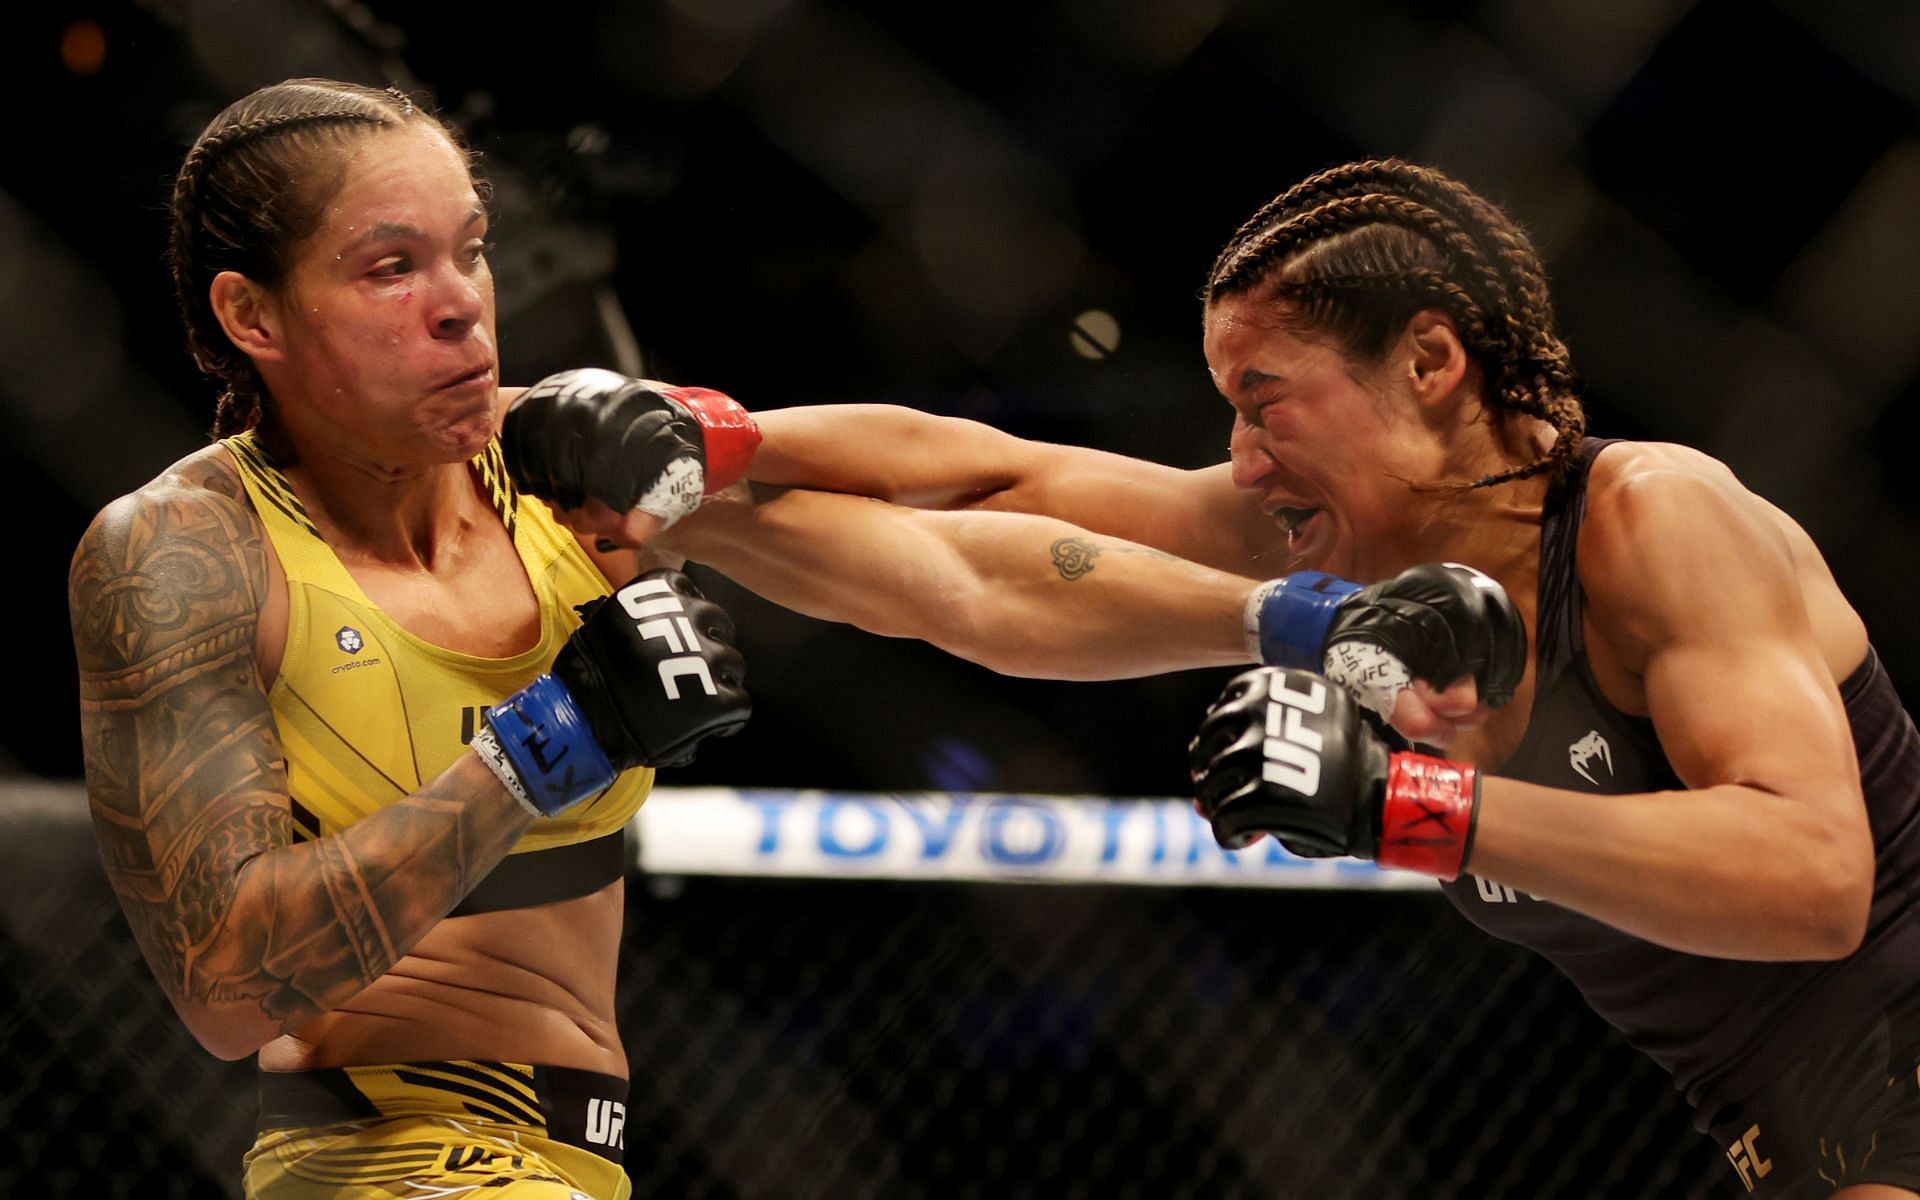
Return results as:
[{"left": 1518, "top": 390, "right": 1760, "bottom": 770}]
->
[{"left": 243, "top": 1060, "right": 631, "bottom": 1199}]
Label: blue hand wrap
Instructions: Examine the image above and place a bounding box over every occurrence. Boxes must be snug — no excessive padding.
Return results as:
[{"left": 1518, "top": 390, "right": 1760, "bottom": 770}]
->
[
  {"left": 1251, "top": 571, "right": 1363, "bottom": 669},
  {"left": 482, "top": 674, "right": 618, "bottom": 817}
]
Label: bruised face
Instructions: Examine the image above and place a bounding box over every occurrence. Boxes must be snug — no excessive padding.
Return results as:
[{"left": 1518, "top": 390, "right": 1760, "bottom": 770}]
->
[
  {"left": 1204, "top": 293, "right": 1440, "bottom": 580},
  {"left": 259, "top": 122, "right": 498, "bottom": 466}
]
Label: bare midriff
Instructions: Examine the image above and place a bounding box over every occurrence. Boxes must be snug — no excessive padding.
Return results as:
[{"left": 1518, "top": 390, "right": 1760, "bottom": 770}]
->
[{"left": 258, "top": 876, "right": 627, "bottom": 1076}]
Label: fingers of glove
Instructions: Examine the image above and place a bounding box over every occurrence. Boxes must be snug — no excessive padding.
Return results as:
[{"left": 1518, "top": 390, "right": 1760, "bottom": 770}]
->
[
  {"left": 598, "top": 403, "right": 686, "bottom": 512},
  {"left": 554, "top": 571, "right": 754, "bottom": 768},
  {"left": 507, "top": 372, "right": 608, "bottom": 507},
  {"left": 635, "top": 569, "right": 740, "bottom": 645},
  {"left": 685, "top": 597, "right": 740, "bottom": 657},
  {"left": 1429, "top": 563, "right": 1528, "bottom": 703},
  {"left": 631, "top": 567, "right": 749, "bottom": 692},
  {"left": 1193, "top": 666, "right": 1392, "bottom": 858},
  {"left": 505, "top": 371, "right": 704, "bottom": 516},
  {"left": 1332, "top": 597, "right": 1469, "bottom": 686},
  {"left": 1211, "top": 800, "right": 1343, "bottom": 857},
  {"left": 1190, "top": 724, "right": 1265, "bottom": 811},
  {"left": 641, "top": 565, "right": 710, "bottom": 602},
  {"left": 1198, "top": 666, "right": 1271, "bottom": 723},
  {"left": 1472, "top": 580, "right": 1528, "bottom": 707},
  {"left": 1188, "top": 691, "right": 1270, "bottom": 786}
]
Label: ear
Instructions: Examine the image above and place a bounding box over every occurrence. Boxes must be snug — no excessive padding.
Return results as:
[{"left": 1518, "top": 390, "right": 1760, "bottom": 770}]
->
[
  {"left": 1400, "top": 309, "right": 1470, "bottom": 409},
  {"left": 208, "top": 270, "right": 284, "bottom": 365}
]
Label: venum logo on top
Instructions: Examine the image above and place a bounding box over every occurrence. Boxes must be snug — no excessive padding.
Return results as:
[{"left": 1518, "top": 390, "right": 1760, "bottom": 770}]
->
[{"left": 1569, "top": 730, "right": 1613, "bottom": 786}]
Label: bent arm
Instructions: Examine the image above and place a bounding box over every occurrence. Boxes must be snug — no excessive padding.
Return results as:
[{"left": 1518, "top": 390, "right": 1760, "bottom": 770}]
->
[
  {"left": 664, "top": 485, "right": 1257, "bottom": 681},
  {"left": 1466, "top": 453, "right": 1871, "bottom": 961},
  {"left": 750, "top": 405, "right": 1288, "bottom": 576},
  {"left": 72, "top": 474, "right": 532, "bottom": 1060}
]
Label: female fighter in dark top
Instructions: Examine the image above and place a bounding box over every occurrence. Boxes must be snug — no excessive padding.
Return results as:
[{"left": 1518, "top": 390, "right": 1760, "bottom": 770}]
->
[{"left": 535, "top": 160, "right": 1920, "bottom": 1197}]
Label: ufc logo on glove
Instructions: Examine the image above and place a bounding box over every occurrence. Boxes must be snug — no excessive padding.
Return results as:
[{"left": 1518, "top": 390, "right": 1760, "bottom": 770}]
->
[
  {"left": 1264, "top": 676, "right": 1327, "bottom": 796},
  {"left": 617, "top": 578, "right": 719, "bottom": 700}
]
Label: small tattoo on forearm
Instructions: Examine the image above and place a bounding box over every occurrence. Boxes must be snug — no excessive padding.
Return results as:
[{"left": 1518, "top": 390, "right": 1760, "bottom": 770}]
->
[
  {"left": 1052, "top": 537, "right": 1099, "bottom": 579},
  {"left": 1050, "top": 536, "right": 1176, "bottom": 581}
]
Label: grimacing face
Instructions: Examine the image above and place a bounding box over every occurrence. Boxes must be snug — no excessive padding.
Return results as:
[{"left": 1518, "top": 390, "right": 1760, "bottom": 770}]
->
[
  {"left": 1204, "top": 293, "right": 1444, "bottom": 580},
  {"left": 254, "top": 121, "right": 499, "bottom": 470}
]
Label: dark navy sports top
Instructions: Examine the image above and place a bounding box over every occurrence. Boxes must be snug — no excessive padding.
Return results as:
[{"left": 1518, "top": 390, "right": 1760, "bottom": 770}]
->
[{"left": 1439, "top": 438, "right": 1920, "bottom": 1128}]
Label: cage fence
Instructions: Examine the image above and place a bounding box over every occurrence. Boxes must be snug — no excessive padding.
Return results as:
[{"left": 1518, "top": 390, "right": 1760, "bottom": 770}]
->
[{"left": 0, "top": 784, "right": 1729, "bottom": 1198}]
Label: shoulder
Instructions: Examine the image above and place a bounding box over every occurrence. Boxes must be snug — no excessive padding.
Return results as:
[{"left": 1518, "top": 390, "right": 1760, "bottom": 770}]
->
[
  {"left": 75, "top": 443, "right": 260, "bottom": 571},
  {"left": 1583, "top": 439, "right": 1741, "bottom": 506},
  {"left": 70, "top": 444, "right": 269, "bottom": 667},
  {"left": 1579, "top": 440, "right": 1774, "bottom": 563},
  {"left": 1576, "top": 440, "right": 1799, "bottom": 663}
]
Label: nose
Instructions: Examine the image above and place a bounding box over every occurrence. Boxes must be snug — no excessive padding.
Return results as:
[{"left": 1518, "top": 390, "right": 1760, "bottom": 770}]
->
[
  {"left": 428, "top": 261, "right": 486, "bottom": 340},
  {"left": 1229, "top": 419, "right": 1276, "bottom": 490}
]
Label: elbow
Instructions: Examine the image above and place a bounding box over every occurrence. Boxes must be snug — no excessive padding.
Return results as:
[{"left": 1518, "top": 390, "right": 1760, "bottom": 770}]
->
[
  {"left": 1809, "top": 874, "right": 1871, "bottom": 961},
  {"left": 1792, "top": 839, "right": 1873, "bottom": 961},
  {"left": 202, "top": 1035, "right": 265, "bottom": 1063},
  {"left": 178, "top": 1005, "right": 272, "bottom": 1061}
]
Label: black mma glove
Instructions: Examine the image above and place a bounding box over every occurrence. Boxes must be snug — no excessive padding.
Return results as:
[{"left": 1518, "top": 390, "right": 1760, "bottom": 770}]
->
[
  {"left": 1190, "top": 666, "right": 1480, "bottom": 879},
  {"left": 471, "top": 569, "right": 751, "bottom": 816},
  {"left": 502, "top": 368, "right": 760, "bottom": 528},
  {"left": 1247, "top": 562, "right": 1526, "bottom": 722}
]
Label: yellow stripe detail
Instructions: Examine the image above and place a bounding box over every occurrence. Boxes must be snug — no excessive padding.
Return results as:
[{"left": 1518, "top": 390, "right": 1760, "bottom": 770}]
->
[
  {"left": 225, "top": 433, "right": 320, "bottom": 537},
  {"left": 409, "top": 1061, "right": 540, "bottom": 1107}
]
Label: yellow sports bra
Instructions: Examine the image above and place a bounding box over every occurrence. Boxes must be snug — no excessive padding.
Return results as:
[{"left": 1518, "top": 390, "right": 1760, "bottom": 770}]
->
[{"left": 222, "top": 432, "right": 651, "bottom": 906}]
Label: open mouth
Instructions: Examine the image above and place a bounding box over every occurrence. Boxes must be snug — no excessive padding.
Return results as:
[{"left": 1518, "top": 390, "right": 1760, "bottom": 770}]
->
[{"left": 1273, "top": 506, "right": 1320, "bottom": 533}]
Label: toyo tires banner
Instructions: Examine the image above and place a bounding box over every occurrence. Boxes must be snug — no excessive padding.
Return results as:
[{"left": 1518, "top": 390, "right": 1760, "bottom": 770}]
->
[{"left": 634, "top": 789, "right": 1436, "bottom": 889}]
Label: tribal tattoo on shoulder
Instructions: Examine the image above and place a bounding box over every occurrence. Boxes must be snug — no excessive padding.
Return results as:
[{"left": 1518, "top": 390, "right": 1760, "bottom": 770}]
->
[
  {"left": 1049, "top": 535, "right": 1178, "bottom": 581},
  {"left": 70, "top": 452, "right": 524, "bottom": 1042}
]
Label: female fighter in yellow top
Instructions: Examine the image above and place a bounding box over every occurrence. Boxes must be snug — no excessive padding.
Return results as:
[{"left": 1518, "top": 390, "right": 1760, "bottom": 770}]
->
[{"left": 69, "top": 79, "right": 753, "bottom": 1198}]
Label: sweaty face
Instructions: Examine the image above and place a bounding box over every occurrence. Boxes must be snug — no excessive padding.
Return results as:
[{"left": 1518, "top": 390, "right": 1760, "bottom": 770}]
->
[
  {"left": 265, "top": 123, "right": 498, "bottom": 467},
  {"left": 1203, "top": 294, "right": 1432, "bottom": 580}
]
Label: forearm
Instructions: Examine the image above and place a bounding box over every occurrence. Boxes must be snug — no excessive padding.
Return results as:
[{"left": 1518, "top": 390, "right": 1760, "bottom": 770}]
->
[
  {"left": 750, "top": 408, "right": 1282, "bottom": 576},
  {"left": 750, "top": 406, "right": 1026, "bottom": 507},
  {"left": 172, "top": 755, "right": 531, "bottom": 1058},
  {"left": 1470, "top": 777, "right": 1871, "bottom": 961},
  {"left": 670, "top": 486, "right": 1255, "bottom": 680}
]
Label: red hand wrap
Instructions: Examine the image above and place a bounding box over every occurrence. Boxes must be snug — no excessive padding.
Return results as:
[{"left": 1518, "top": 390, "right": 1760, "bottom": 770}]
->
[
  {"left": 1377, "top": 752, "right": 1479, "bottom": 880},
  {"left": 662, "top": 386, "right": 761, "bottom": 494}
]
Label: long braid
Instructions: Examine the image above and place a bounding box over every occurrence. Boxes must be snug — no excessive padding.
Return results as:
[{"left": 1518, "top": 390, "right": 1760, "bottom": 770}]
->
[{"left": 1207, "top": 159, "right": 1584, "bottom": 487}]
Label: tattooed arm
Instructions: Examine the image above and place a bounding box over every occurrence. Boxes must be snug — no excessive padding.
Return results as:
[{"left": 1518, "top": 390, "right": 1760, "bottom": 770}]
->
[
  {"left": 662, "top": 485, "right": 1256, "bottom": 680},
  {"left": 70, "top": 451, "right": 533, "bottom": 1060}
]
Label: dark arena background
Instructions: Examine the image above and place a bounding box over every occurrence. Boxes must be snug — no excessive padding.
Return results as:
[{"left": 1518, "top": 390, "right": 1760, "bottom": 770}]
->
[{"left": 6, "top": 1, "right": 1920, "bottom": 1196}]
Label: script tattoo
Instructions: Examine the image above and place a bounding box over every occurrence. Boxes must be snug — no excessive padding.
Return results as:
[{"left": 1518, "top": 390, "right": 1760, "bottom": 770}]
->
[
  {"left": 1049, "top": 536, "right": 1177, "bottom": 581},
  {"left": 70, "top": 449, "right": 525, "bottom": 1046}
]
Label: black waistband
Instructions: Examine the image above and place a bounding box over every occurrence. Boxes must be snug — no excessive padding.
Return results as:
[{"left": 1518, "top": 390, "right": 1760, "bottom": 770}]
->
[
  {"left": 258, "top": 1061, "right": 630, "bottom": 1163},
  {"left": 449, "top": 829, "right": 626, "bottom": 916}
]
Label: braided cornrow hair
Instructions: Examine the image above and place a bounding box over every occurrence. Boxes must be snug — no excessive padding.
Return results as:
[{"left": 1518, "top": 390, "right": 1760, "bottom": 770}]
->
[
  {"left": 1206, "top": 159, "right": 1584, "bottom": 489},
  {"left": 168, "top": 79, "right": 448, "bottom": 437}
]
